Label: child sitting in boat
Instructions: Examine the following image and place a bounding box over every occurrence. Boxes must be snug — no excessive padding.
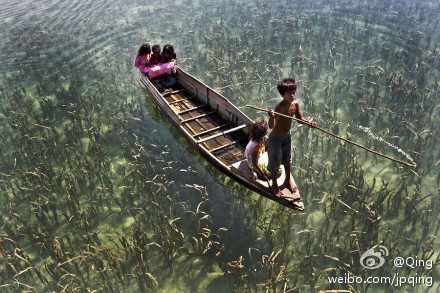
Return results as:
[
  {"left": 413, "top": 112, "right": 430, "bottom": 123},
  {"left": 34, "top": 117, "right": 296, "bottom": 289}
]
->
[
  {"left": 149, "top": 43, "right": 177, "bottom": 91},
  {"left": 133, "top": 43, "right": 152, "bottom": 73},
  {"left": 149, "top": 44, "right": 162, "bottom": 66},
  {"left": 245, "top": 120, "right": 270, "bottom": 182},
  {"left": 134, "top": 43, "right": 177, "bottom": 83},
  {"left": 149, "top": 44, "right": 177, "bottom": 78},
  {"left": 160, "top": 44, "right": 177, "bottom": 64}
]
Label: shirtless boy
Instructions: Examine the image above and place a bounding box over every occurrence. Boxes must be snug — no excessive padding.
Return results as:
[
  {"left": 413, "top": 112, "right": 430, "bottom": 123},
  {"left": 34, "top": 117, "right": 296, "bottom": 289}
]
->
[{"left": 267, "top": 78, "right": 317, "bottom": 196}]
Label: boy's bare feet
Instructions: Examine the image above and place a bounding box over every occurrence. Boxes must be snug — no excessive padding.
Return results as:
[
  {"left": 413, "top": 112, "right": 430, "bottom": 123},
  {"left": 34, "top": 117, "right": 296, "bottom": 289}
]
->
[
  {"left": 284, "top": 180, "right": 297, "bottom": 193},
  {"left": 271, "top": 186, "right": 284, "bottom": 197},
  {"left": 271, "top": 180, "right": 283, "bottom": 197},
  {"left": 271, "top": 181, "right": 301, "bottom": 200}
]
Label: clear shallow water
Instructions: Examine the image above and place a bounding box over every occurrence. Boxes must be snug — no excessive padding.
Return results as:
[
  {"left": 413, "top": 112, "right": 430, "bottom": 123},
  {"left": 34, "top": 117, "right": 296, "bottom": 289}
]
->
[{"left": 0, "top": 0, "right": 439, "bottom": 292}]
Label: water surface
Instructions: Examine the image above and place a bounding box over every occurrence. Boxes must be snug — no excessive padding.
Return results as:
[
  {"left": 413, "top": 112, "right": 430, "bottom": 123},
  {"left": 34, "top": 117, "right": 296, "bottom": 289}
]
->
[{"left": 0, "top": 0, "right": 438, "bottom": 292}]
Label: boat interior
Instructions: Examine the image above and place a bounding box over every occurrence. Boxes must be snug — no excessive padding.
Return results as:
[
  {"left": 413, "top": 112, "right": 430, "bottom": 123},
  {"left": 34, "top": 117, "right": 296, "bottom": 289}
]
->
[{"left": 159, "top": 82, "right": 250, "bottom": 167}]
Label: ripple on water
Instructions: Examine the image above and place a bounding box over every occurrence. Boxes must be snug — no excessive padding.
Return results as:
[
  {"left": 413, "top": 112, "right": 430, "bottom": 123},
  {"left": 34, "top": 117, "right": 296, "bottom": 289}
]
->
[
  {"left": 0, "top": 0, "right": 140, "bottom": 74},
  {"left": 0, "top": 0, "right": 439, "bottom": 291}
]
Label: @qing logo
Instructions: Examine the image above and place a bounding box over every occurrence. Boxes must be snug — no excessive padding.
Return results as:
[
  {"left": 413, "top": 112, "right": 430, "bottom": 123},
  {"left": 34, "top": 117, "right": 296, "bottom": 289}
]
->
[{"left": 360, "top": 245, "right": 389, "bottom": 269}]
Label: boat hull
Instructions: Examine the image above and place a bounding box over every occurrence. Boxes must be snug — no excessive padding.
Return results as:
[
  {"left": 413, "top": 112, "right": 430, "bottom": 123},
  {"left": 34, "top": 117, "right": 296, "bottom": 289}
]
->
[{"left": 139, "top": 68, "right": 304, "bottom": 211}]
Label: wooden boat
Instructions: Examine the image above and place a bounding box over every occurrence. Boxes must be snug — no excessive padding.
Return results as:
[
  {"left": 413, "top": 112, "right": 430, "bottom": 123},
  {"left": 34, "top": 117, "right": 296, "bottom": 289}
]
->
[{"left": 139, "top": 68, "right": 304, "bottom": 211}]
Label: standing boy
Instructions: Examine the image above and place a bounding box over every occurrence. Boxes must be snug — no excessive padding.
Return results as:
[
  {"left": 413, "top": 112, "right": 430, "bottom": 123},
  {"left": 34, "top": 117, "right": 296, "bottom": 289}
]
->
[{"left": 267, "top": 78, "right": 317, "bottom": 196}]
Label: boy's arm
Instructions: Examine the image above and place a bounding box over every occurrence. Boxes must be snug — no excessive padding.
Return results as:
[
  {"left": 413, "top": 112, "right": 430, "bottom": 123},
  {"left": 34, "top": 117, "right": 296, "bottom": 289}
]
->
[
  {"left": 268, "top": 110, "right": 275, "bottom": 129},
  {"left": 268, "top": 104, "right": 280, "bottom": 129},
  {"left": 295, "top": 102, "right": 317, "bottom": 128}
]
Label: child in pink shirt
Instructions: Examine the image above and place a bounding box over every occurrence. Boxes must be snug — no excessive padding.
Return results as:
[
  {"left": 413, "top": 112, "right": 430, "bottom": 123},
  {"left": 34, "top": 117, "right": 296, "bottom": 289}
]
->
[{"left": 133, "top": 43, "right": 152, "bottom": 73}]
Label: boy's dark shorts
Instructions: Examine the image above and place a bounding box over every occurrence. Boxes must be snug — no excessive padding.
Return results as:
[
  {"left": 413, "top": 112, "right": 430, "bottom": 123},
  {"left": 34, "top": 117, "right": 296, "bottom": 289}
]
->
[{"left": 266, "top": 133, "right": 292, "bottom": 175}]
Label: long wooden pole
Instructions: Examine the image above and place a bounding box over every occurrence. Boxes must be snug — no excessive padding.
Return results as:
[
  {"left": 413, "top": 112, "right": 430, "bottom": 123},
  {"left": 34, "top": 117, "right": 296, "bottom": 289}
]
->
[{"left": 245, "top": 105, "right": 416, "bottom": 168}]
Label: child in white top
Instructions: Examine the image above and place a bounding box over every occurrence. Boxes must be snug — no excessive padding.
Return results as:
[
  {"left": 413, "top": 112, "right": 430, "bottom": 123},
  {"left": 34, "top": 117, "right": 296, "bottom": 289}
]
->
[{"left": 245, "top": 120, "right": 269, "bottom": 181}]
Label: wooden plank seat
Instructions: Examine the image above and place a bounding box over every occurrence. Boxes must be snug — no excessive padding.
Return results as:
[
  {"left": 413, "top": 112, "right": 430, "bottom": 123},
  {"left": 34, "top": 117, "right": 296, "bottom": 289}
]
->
[
  {"left": 197, "top": 124, "right": 247, "bottom": 144},
  {"left": 180, "top": 111, "right": 215, "bottom": 124},
  {"left": 169, "top": 95, "right": 195, "bottom": 105},
  {"left": 183, "top": 113, "right": 227, "bottom": 135},
  {"left": 163, "top": 89, "right": 186, "bottom": 97},
  {"left": 170, "top": 99, "right": 201, "bottom": 114},
  {"left": 192, "top": 123, "right": 231, "bottom": 138},
  {"left": 208, "top": 138, "right": 247, "bottom": 153},
  {"left": 178, "top": 104, "right": 208, "bottom": 115}
]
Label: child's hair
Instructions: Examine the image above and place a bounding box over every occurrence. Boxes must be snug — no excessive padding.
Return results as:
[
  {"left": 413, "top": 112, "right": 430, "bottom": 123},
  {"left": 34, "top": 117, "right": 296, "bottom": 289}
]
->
[
  {"left": 137, "top": 43, "right": 151, "bottom": 56},
  {"left": 152, "top": 44, "right": 161, "bottom": 54},
  {"left": 277, "top": 77, "right": 297, "bottom": 95},
  {"left": 250, "top": 120, "right": 268, "bottom": 141},
  {"left": 162, "top": 44, "right": 175, "bottom": 55}
]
